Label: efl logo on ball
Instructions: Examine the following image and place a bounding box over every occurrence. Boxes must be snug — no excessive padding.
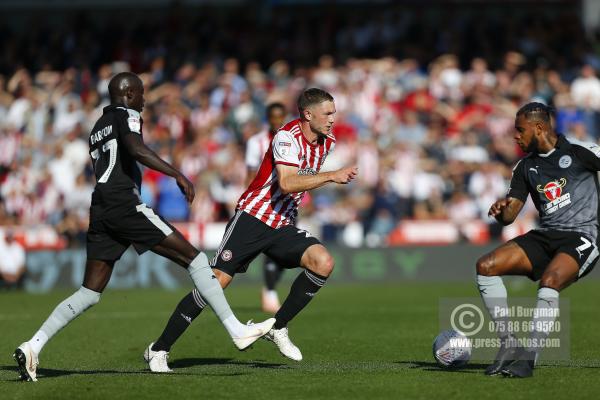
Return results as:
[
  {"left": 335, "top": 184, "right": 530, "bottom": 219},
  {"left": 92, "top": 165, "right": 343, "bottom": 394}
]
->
[{"left": 433, "top": 329, "right": 472, "bottom": 368}]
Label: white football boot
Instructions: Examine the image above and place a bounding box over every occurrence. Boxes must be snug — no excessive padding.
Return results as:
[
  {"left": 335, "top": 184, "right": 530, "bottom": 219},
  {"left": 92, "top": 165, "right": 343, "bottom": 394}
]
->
[
  {"left": 248, "top": 322, "right": 302, "bottom": 361},
  {"left": 144, "top": 342, "right": 173, "bottom": 373},
  {"left": 233, "top": 318, "right": 276, "bottom": 350},
  {"left": 14, "top": 342, "right": 39, "bottom": 382},
  {"left": 265, "top": 327, "right": 303, "bottom": 361}
]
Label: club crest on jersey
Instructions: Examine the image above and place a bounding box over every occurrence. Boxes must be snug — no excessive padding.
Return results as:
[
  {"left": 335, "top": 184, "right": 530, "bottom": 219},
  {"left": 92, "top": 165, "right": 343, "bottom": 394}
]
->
[
  {"left": 537, "top": 178, "right": 571, "bottom": 214},
  {"left": 221, "top": 249, "right": 233, "bottom": 262},
  {"left": 559, "top": 155, "right": 572, "bottom": 168}
]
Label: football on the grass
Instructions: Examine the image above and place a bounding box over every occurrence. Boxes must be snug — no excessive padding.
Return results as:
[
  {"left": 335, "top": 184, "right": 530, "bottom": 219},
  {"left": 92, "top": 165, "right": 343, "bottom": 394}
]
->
[{"left": 433, "top": 329, "right": 472, "bottom": 368}]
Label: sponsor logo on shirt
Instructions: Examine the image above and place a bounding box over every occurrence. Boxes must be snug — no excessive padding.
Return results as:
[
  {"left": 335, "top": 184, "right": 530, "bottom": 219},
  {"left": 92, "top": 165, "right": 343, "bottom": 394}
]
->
[
  {"left": 297, "top": 168, "right": 317, "bottom": 175},
  {"left": 537, "top": 178, "right": 571, "bottom": 214}
]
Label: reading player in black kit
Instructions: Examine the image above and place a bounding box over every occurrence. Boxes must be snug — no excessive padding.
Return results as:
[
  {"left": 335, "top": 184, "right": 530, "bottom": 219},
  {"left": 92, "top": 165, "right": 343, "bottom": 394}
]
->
[
  {"left": 477, "top": 102, "right": 600, "bottom": 378},
  {"left": 13, "top": 72, "right": 275, "bottom": 381}
]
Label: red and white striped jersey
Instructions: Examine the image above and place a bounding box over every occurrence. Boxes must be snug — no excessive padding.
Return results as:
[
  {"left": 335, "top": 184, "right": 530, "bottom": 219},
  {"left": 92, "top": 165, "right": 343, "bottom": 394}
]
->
[
  {"left": 237, "top": 119, "right": 336, "bottom": 228},
  {"left": 245, "top": 129, "right": 273, "bottom": 170}
]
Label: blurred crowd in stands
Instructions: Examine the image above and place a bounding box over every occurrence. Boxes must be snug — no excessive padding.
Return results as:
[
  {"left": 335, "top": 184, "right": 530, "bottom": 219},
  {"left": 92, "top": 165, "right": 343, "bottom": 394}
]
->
[{"left": 1, "top": 5, "right": 599, "bottom": 247}]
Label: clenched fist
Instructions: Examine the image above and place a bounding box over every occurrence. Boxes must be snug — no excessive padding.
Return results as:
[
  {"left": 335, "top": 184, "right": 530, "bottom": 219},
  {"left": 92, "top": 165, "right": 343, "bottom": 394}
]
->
[
  {"left": 332, "top": 166, "right": 358, "bottom": 184},
  {"left": 488, "top": 198, "right": 509, "bottom": 217},
  {"left": 176, "top": 173, "right": 195, "bottom": 204}
]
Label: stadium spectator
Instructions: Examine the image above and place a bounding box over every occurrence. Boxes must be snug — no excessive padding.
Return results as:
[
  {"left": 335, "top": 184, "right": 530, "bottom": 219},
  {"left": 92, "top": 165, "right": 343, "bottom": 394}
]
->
[
  {"left": 570, "top": 64, "right": 600, "bottom": 111},
  {"left": 0, "top": 6, "right": 595, "bottom": 246},
  {"left": 0, "top": 231, "right": 26, "bottom": 290}
]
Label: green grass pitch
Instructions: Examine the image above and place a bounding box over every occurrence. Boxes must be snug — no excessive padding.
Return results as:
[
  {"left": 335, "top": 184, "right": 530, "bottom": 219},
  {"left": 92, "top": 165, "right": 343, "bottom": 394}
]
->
[{"left": 2, "top": 280, "right": 600, "bottom": 399}]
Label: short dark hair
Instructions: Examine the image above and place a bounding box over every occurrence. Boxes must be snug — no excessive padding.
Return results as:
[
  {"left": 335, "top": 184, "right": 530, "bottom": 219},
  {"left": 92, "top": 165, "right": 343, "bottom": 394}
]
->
[
  {"left": 516, "top": 102, "right": 554, "bottom": 124},
  {"left": 266, "top": 102, "right": 286, "bottom": 116},
  {"left": 297, "top": 88, "right": 334, "bottom": 113}
]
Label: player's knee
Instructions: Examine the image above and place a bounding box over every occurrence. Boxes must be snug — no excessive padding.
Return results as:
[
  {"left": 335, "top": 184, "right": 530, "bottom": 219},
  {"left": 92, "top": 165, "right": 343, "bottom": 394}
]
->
[
  {"left": 213, "top": 268, "right": 232, "bottom": 289},
  {"left": 315, "top": 251, "right": 335, "bottom": 277},
  {"left": 476, "top": 255, "right": 496, "bottom": 276}
]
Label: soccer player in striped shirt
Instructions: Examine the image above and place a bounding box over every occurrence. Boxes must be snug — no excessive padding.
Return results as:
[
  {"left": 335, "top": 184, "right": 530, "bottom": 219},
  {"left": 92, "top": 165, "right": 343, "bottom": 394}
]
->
[
  {"left": 245, "top": 102, "right": 288, "bottom": 313},
  {"left": 144, "top": 88, "right": 358, "bottom": 371}
]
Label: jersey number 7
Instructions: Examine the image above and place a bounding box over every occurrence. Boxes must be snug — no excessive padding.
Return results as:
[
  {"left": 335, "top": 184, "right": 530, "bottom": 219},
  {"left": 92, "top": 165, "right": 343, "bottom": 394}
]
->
[{"left": 91, "top": 138, "right": 118, "bottom": 183}]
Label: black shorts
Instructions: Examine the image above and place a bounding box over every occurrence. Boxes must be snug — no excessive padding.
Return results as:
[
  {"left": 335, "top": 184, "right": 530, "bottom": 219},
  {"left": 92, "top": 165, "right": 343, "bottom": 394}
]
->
[
  {"left": 87, "top": 203, "right": 175, "bottom": 262},
  {"left": 511, "top": 229, "right": 599, "bottom": 281},
  {"left": 211, "top": 210, "right": 321, "bottom": 277}
]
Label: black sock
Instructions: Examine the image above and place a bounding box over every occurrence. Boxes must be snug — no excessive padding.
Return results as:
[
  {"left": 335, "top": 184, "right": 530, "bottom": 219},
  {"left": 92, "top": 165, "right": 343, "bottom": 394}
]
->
[
  {"left": 152, "top": 289, "right": 206, "bottom": 352},
  {"left": 264, "top": 258, "right": 282, "bottom": 291},
  {"left": 274, "top": 270, "right": 327, "bottom": 329}
]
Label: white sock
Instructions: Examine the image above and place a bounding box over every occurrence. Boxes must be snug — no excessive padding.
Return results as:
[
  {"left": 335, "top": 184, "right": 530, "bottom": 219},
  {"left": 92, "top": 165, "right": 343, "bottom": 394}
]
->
[
  {"left": 477, "top": 275, "right": 511, "bottom": 339},
  {"left": 223, "top": 316, "right": 247, "bottom": 338},
  {"left": 528, "top": 287, "right": 559, "bottom": 357},
  {"left": 187, "top": 252, "right": 246, "bottom": 338},
  {"left": 28, "top": 286, "right": 101, "bottom": 354},
  {"left": 29, "top": 330, "right": 48, "bottom": 355}
]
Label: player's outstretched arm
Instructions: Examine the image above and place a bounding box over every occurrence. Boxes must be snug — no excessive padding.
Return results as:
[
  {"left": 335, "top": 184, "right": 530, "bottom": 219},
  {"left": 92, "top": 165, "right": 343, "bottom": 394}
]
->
[
  {"left": 276, "top": 164, "right": 358, "bottom": 194},
  {"left": 488, "top": 197, "right": 524, "bottom": 226},
  {"left": 122, "top": 134, "right": 194, "bottom": 203}
]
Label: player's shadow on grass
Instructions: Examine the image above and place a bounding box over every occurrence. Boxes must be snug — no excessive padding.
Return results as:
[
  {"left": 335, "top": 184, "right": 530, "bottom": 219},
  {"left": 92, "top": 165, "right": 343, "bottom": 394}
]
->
[
  {"left": 0, "top": 365, "right": 211, "bottom": 380},
  {"left": 1, "top": 358, "right": 287, "bottom": 381},
  {"left": 395, "top": 360, "right": 488, "bottom": 374},
  {"left": 171, "top": 357, "right": 289, "bottom": 369},
  {"left": 397, "top": 360, "right": 600, "bottom": 373}
]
